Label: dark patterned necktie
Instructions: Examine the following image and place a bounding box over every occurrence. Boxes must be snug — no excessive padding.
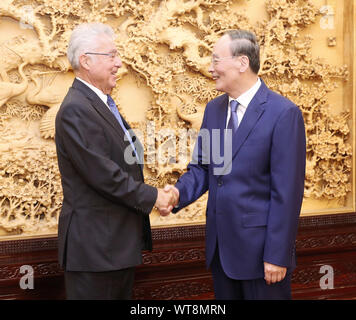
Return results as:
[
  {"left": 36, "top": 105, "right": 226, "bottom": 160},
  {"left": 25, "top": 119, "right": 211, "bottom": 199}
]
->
[{"left": 227, "top": 100, "right": 239, "bottom": 133}]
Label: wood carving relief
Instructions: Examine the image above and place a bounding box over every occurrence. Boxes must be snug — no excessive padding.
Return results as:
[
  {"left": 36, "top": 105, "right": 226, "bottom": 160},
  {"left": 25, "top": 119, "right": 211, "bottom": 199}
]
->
[
  {"left": 0, "top": 0, "right": 354, "bottom": 237},
  {"left": 142, "top": 248, "right": 206, "bottom": 265},
  {"left": 0, "top": 261, "right": 60, "bottom": 279},
  {"left": 1, "top": 217, "right": 356, "bottom": 300}
]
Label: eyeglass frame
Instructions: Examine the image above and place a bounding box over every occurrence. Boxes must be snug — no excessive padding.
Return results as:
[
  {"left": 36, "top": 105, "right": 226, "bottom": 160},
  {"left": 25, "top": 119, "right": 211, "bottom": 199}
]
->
[
  {"left": 84, "top": 51, "right": 119, "bottom": 59},
  {"left": 211, "top": 54, "right": 244, "bottom": 66}
]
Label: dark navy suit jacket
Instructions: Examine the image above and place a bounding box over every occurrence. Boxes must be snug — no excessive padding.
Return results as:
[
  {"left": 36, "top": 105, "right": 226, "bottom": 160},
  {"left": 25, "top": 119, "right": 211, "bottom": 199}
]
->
[
  {"left": 173, "top": 80, "right": 306, "bottom": 280},
  {"left": 55, "top": 79, "right": 157, "bottom": 272}
]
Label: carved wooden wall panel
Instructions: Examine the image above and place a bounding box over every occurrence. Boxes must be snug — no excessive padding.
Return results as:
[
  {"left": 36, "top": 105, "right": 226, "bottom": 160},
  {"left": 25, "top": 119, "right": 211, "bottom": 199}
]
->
[
  {"left": 0, "top": 0, "right": 355, "bottom": 302},
  {"left": 0, "top": 0, "right": 355, "bottom": 238},
  {"left": 1, "top": 214, "right": 356, "bottom": 300}
]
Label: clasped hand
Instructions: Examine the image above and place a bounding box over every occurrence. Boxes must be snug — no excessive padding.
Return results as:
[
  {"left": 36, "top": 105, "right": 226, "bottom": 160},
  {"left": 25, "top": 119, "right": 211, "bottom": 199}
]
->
[
  {"left": 264, "top": 262, "right": 287, "bottom": 285},
  {"left": 154, "top": 185, "right": 179, "bottom": 216}
]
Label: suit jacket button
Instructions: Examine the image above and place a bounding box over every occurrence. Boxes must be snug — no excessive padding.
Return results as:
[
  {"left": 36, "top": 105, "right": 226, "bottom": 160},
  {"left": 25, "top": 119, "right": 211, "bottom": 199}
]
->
[
  {"left": 132, "top": 136, "right": 136, "bottom": 142},
  {"left": 218, "top": 179, "right": 223, "bottom": 186},
  {"left": 132, "top": 151, "right": 136, "bottom": 157}
]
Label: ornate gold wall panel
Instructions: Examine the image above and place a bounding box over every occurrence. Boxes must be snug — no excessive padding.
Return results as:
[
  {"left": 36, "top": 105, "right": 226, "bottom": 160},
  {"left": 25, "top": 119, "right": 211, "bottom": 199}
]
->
[{"left": 0, "top": 0, "right": 355, "bottom": 239}]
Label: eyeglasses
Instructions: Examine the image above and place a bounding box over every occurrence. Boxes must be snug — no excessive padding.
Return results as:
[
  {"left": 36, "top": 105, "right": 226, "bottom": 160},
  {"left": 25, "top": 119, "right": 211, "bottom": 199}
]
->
[
  {"left": 211, "top": 55, "right": 243, "bottom": 65},
  {"left": 85, "top": 51, "right": 118, "bottom": 59},
  {"left": 211, "top": 55, "right": 234, "bottom": 65}
]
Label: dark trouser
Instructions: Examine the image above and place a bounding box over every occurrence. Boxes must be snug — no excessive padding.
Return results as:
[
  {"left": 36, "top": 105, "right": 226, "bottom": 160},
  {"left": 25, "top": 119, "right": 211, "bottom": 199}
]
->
[
  {"left": 64, "top": 268, "right": 135, "bottom": 300},
  {"left": 210, "top": 246, "right": 292, "bottom": 300}
]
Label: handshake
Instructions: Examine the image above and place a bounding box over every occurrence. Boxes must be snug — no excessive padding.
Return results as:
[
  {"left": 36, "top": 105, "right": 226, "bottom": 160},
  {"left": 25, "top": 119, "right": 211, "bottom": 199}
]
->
[{"left": 154, "top": 185, "right": 179, "bottom": 216}]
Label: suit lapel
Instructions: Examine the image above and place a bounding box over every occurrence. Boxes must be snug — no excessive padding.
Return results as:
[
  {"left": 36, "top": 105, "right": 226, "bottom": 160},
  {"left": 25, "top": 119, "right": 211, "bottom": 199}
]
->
[
  {"left": 215, "top": 95, "right": 229, "bottom": 171},
  {"left": 231, "top": 98, "right": 266, "bottom": 160},
  {"left": 72, "top": 80, "right": 126, "bottom": 140},
  {"left": 216, "top": 94, "right": 229, "bottom": 132},
  {"left": 218, "top": 81, "right": 268, "bottom": 176},
  {"left": 72, "top": 79, "right": 143, "bottom": 173}
]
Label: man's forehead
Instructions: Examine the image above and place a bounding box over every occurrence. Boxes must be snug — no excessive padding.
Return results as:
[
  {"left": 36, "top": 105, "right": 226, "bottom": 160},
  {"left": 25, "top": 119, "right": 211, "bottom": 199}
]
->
[
  {"left": 213, "top": 35, "right": 232, "bottom": 53},
  {"left": 94, "top": 35, "right": 116, "bottom": 49}
]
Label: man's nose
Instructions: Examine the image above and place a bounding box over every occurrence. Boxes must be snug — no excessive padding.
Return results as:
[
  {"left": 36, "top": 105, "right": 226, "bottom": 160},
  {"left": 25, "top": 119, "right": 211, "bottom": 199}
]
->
[
  {"left": 115, "top": 56, "right": 122, "bottom": 68},
  {"left": 208, "top": 62, "right": 214, "bottom": 74}
]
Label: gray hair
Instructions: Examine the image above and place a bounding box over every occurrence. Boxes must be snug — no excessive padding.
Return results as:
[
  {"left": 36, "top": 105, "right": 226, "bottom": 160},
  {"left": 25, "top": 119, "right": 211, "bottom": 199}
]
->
[
  {"left": 224, "top": 30, "right": 260, "bottom": 74},
  {"left": 67, "top": 23, "right": 116, "bottom": 70}
]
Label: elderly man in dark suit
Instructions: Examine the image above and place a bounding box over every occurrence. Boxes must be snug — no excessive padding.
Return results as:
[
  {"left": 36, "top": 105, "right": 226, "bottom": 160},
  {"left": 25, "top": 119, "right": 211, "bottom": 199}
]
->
[
  {"left": 55, "top": 23, "right": 174, "bottom": 300},
  {"left": 166, "top": 30, "right": 306, "bottom": 299}
]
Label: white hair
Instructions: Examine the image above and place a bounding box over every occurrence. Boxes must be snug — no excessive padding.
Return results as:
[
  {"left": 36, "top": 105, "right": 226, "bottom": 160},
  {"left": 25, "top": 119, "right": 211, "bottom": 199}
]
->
[{"left": 67, "top": 23, "right": 116, "bottom": 70}]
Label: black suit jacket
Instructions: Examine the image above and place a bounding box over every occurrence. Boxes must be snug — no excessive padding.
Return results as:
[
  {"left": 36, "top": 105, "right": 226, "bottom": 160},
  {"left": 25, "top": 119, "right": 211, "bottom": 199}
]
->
[{"left": 55, "top": 79, "right": 157, "bottom": 272}]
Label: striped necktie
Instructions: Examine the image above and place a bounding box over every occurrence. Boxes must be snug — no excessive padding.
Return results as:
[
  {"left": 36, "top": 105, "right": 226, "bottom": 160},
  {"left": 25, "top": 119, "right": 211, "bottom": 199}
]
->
[{"left": 107, "top": 95, "right": 139, "bottom": 162}]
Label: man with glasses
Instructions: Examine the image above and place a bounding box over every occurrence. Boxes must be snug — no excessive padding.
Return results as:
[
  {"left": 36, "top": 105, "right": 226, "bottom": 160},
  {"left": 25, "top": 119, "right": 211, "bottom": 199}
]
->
[
  {"left": 55, "top": 23, "right": 175, "bottom": 299},
  {"left": 166, "top": 30, "right": 306, "bottom": 299}
]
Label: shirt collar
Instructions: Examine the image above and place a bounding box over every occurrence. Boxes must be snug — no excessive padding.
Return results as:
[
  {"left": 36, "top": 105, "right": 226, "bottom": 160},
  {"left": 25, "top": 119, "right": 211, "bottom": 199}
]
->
[
  {"left": 228, "top": 77, "right": 261, "bottom": 109},
  {"left": 76, "top": 77, "right": 109, "bottom": 106}
]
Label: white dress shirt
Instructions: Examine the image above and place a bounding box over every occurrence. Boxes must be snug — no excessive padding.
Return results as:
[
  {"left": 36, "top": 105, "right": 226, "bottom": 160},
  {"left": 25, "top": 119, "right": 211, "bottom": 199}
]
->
[
  {"left": 76, "top": 77, "right": 111, "bottom": 109},
  {"left": 226, "top": 78, "right": 262, "bottom": 128}
]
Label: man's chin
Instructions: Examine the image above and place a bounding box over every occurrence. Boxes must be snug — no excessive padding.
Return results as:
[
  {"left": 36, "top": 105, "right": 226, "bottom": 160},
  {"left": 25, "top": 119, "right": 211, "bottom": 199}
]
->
[
  {"left": 107, "top": 83, "right": 117, "bottom": 92},
  {"left": 213, "top": 79, "right": 224, "bottom": 92},
  {"left": 215, "top": 84, "right": 224, "bottom": 92}
]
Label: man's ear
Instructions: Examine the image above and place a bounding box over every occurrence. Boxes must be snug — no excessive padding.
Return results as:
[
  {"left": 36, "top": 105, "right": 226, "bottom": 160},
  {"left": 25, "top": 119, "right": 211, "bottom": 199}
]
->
[
  {"left": 239, "top": 55, "right": 250, "bottom": 73},
  {"left": 79, "top": 54, "right": 90, "bottom": 71}
]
